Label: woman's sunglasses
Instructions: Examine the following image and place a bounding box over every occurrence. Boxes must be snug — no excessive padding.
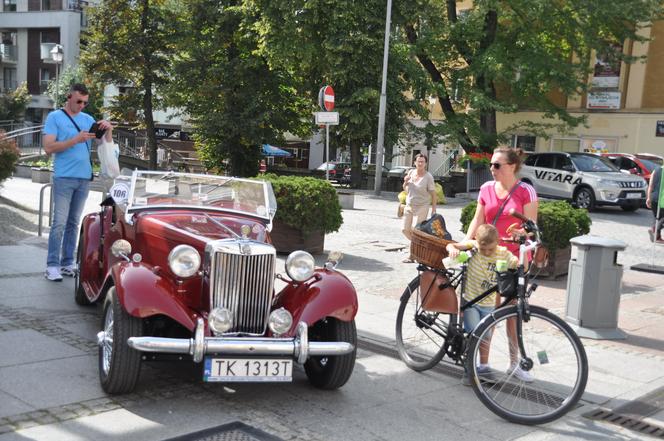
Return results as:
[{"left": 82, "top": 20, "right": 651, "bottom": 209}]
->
[{"left": 490, "top": 162, "right": 511, "bottom": 169}]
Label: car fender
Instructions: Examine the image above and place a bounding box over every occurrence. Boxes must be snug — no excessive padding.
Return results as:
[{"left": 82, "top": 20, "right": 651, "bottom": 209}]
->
[
  {"left": 79, "top": 213, "right": 102, "bottom": 301},
  {"left": 274, "top": 269, "right": 358, "bottom": 329},
  {"left": 108, "top": 262, "right": 198, "bottom": 331}
]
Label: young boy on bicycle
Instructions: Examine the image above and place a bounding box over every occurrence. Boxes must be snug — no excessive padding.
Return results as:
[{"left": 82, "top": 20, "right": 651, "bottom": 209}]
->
[{"left": 445, "top": 224, "right": 519, "bottom": 385}]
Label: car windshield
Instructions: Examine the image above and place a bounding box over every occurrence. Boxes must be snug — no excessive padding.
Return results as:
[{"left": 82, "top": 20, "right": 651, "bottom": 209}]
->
[
  {"left": 123, "top": 171, "right": 277, "bottom": 221},
  {"left": 571, "top": 154, "right": 619, "bottom": 172},
  {"left": 636, "top": 155, "right": 663, "bottom": 166}
]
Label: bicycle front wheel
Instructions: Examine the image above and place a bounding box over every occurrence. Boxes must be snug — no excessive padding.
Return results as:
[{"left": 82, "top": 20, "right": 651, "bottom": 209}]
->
[
  {"left": 467, "top": 305, "right": 588, "bottom": 425},
  {"left": 395, "top": 275, "right": 454, "bottom": 371}
]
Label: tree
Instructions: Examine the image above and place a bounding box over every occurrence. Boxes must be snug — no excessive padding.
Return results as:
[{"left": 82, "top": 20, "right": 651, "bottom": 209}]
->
[
  {"left": 169, "top": 0, "right": 311, "bottom": 177},
  {"left": 80, "top": 0, "right": 180, "bottom": 169},
  {"left": 396, "top": 0, "right": 664, "bottom": 152},
  {"left": 0, "top": 83, "right": 30, "bottom": 122},
  {"left": 254, "top": 0, "right": 427, "bottom": 186}
]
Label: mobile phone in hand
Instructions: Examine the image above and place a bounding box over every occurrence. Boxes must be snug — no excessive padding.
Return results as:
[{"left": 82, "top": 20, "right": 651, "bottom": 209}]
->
[{"left": 89, "top": 122, "right": 106, "bottom": 139}]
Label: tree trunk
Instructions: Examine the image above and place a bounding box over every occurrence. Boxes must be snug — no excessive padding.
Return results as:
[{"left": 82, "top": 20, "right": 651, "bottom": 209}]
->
[
  {"left": 350, "top": 139, "right": 362, "bottom": 188},
  {"left": 140, "top": 0, "right": 157, "bottom": 170}
]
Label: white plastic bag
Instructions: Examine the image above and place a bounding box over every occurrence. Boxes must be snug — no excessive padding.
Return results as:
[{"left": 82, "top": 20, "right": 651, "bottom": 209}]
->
[{"left": 98, "top": 140, "right": 120, "bottom": 179}]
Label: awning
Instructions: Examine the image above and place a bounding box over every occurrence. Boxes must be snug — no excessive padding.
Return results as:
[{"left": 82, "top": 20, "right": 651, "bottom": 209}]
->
[{"left": 262, "top": 144, "right": 291, "bottom": 157}]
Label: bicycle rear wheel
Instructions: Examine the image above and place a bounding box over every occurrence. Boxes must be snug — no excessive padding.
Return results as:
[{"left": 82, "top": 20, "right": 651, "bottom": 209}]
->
[
  {"left": 395, "top": 275, "right": 454, "bottom": 371},
  {"left": 467, "top": 305, "right": 588, "bottom": 425}
]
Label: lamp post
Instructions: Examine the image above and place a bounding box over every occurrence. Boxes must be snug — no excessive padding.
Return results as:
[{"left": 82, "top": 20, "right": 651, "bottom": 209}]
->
[
  {"left": 373, "top": 0, "right": 392, "bottom": 195},
  {"left": 50, "top": 44, "right": 64, "bottom": 108}
]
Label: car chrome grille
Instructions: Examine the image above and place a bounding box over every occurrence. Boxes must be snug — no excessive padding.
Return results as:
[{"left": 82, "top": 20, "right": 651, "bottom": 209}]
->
[
  {"left": 619, "top": 181, "right": 643, "bottom": 188},
  {"left": 209, "top": 242, "right": 276, "bottom": 335}
]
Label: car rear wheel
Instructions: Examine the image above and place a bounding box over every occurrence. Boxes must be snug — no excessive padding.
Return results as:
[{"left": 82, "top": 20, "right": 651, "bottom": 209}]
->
[
  {"left": 574, "top": 187, "right": 595, "bottom": 210},
  {"left": 304, "top": 318, "right": 356, "bottom": 390},
  {"left": 74, "top": 232, "right": 91, "bottom": 306},
  {"left": 99, "top": 287, "right": 142, "bottom": 394}
]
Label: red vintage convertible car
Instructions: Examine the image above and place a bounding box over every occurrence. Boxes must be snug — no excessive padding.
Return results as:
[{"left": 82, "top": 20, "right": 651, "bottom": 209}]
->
[{"left": 75, "top": 170, "right": 357, "bottom": 394}]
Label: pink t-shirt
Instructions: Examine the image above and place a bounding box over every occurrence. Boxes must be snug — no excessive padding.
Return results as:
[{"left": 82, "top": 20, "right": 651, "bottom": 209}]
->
[{"left": 478, "top": 181, "right": 538, "bottom": 256}]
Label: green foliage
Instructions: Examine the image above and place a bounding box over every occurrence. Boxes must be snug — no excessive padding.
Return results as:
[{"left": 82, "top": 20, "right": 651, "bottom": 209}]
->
[
  {"left": 259, "top": 174, "right": 343, "bottom": 234},
  {"left": 169, "top": 0, "right": 311, "bottom": 177},
  {"left": 0, "top": 133, "right": 19, "bottom": 184},
  {"left": 395, "top": 0, "right": 664, "bottom": 152},
  {"left": 0, "top": 83, "right": 30, "bottom": 122},
  {"left": 435, "top": 182, "right": 446, "bottom": 205},
  {"left": 81, "top": 0, "right": 180, "bottom": 169},
  {"left": 459, "top": 200, "right": 591, "bottom": 251}
]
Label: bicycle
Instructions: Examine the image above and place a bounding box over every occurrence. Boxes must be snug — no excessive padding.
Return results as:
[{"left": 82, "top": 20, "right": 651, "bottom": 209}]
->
[{"left": 395, "top": 210, "right": 588, "bottom": 425}]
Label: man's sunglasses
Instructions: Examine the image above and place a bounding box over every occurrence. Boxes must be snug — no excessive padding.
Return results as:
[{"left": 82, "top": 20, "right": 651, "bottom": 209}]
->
[
  {"left": 490, "top": 162, "right": 509, "bottom": 169},
  {"left": 76, "top": 100, "right": 89, "bottom": 106}
]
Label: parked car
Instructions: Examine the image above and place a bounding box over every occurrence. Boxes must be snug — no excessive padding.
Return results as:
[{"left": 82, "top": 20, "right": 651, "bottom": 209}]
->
[
  {"left": 520, "top": 152, "right": 647, "bottom": 211},
  {"left": 601, "top": 153, "right": 659, "bottom": 183},
  {"left": 78, "top": 170, "right": 358, "bottom": 394},
  {"left": 634, "top": 153, "right": 664, "bottom": 166},
  {"left": 315, "top": 161, "right": 350, "bottom": 182},
  {"left": 387, "top": 166, "right": 414, "bottom": 179}
]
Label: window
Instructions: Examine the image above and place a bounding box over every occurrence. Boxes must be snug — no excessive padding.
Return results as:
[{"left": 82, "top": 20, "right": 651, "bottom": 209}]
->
[
  {"left": 554, "top": 155, "right": 574, "bottom": 172},
  {"left": 3, "top": 68, "right": 16, "bottom": 91},
  {"left": 3, "top": 0, "right": 17, "bottom": 11},
  {"left": 512, "top": 135, "right": 536, "bottom": 152},
  {"left": 42, "top": 0, "right": 62, "bottom": 10},
  {"left": 535, "top": 154, "right": 554, "bottom": 169},
  {"left": 39, "top": 69, "right": 51, "bottom": 94}
]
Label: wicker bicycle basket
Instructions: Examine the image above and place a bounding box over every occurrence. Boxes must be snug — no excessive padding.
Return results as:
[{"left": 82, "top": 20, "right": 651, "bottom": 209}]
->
[{"left": 410, "top": 229, "right": 454, "bottom": 269}]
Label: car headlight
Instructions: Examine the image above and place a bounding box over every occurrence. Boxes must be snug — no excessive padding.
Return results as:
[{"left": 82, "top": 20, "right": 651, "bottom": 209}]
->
[
  {"left": 268, "top": 307, "right": 293, "bottom": 336},
  {"left": 168, "top": 245, "right": 201, "bottom": 278},
  {"left": 209, "top": 307, "right": 233, "bottom": 334},
  {"left": 598, "top": 179, "right": 620, "bottom": 188},
  {"left": 285, "top": 250, "right": 315, "bottom": 282}
]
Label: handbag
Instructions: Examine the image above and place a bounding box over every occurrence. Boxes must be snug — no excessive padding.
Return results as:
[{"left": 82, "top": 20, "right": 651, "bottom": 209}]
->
[
  {"left": 98, "top": 139, "right": 121, "bottom": 179},
  {"left": 397, "top": 203, "right": 405, "bottom": 218},
  {"left": 416, "top": 213, "right": 452, "bottom": 240},
  {"left": 419, "top": 271, "right": 458, "bottom": 313}
]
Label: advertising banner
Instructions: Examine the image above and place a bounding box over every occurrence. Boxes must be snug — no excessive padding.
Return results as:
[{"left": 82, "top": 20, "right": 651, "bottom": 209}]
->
[{"left": 587, "top": 91, "right": 621, "bottom": 110}]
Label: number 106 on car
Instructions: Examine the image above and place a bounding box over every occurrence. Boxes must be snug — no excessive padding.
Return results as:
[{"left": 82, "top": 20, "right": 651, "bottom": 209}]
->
[{"left": 203, "top": 357, "right": 293, "bottom": 382}]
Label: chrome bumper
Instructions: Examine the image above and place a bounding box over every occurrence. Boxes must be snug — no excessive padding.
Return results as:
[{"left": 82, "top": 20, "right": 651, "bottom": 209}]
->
[{"left": 110, "top": 319, "right": 354, "bottom": 364}]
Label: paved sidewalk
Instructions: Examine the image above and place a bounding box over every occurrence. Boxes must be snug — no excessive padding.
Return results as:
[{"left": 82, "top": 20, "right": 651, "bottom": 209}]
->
[{"left": 1, "top": 176, "right": 664, "bottom": 440}]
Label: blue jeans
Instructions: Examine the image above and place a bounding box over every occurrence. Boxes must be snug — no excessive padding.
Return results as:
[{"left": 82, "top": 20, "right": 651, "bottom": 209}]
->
[
  {"left": 47, "top": 178, "right": 90, "bottom": 268},
  {"left": 463, "top": 304, "right": 495, "bottom": 333}
]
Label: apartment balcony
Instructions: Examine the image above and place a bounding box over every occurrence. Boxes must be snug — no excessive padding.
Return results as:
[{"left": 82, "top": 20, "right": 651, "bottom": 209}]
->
[{"left": 0, "top": 44, "right": 17, "bottom": 63}]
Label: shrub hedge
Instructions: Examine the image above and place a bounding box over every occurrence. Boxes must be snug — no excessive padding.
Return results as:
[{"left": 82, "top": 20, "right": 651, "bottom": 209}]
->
[
  {"left": 0, "top": 133, "right": 19, "bottom": 184},
  {"left": 259, "top": 173, "right": 343, "bottom": 234}
]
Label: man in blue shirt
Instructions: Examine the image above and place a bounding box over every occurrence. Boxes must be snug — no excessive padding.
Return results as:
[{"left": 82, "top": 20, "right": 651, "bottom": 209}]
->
[
  {"left": 42, "top": 83, "right": 113, "bottom": 281},
  {"left": 647, "top": 166, "right": 663, "bottom": 243}
]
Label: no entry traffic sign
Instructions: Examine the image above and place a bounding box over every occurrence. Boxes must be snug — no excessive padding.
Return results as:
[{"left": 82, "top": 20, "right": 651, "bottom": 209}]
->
[{"left": 318, "top": 85, "right": 335, "bottom": 111}]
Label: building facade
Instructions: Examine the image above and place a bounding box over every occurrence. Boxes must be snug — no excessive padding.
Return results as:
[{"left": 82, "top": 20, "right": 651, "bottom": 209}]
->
[
  {"left": 0, "top": 0, "right": 93, "bottom": 123},
  {"left": 500, "top": 21, "right": 664, "bottom": 157}
]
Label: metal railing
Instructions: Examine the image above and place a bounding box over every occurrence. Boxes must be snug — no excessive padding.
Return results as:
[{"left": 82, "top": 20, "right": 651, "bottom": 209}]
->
[
  {"left": 431, "top": 149, "right": 458, "bottom": 178},
  {"left": 466, "top": 163, "right": 492, "bottom": 192},
  {"left": 4, "top": 124, "right": 45, "bottom": 156}
]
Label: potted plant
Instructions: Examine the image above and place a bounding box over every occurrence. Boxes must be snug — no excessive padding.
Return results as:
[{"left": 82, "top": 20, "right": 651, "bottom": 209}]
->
[
  {"left": 29, "top": 159, "right": 53, "bottom": 184},
  {"left": 259, "top": 174, "right": 343, "bottom": 254},
  {"left": 460, "top": 200, "right": 591, "bottom": 277}
]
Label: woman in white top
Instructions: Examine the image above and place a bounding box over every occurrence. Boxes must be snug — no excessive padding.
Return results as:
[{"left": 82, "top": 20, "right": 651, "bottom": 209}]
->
[{"left": 402, "top": 153, "right": 437, "bottom": 263}]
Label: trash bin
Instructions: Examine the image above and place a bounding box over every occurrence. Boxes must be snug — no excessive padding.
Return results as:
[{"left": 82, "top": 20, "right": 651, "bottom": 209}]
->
[{"left": 565, "top": 235, "right": 627, "bottom": 340}]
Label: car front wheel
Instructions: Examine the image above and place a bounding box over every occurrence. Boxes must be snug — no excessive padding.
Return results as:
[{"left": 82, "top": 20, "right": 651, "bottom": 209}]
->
[
  {"left": 98, "top": 287, "right": 142, "bottom": 394},
  {"left": 304, "top": 318, "right": 356, "bottom": 390},
  {"left": 574, "top": 187, "right": 595, "bottom": 210}
]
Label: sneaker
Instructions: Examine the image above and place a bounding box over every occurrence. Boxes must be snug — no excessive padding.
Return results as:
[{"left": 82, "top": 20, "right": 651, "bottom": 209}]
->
[
  {"left": 508, "top": 364, "right": 534, "bottom": 383},
  {"left": 44, "top": 267, "right": 63, "bottom": 282},
  {"left": 462, "top": 364, "right": 494, "bottom": 386},
  {"left": 60, "top": 265, "right": 77, "bottom": 277}
]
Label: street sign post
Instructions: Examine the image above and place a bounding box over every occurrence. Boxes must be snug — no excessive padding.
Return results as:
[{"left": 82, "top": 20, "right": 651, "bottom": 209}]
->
[{"left": 317, "top": 86, "right": 338, "bottom": 180}]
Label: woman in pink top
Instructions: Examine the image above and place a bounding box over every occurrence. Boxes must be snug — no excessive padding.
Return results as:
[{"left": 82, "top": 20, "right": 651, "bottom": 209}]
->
[{"left": 451, "top": 146, "right": 538, "bottom": 382}]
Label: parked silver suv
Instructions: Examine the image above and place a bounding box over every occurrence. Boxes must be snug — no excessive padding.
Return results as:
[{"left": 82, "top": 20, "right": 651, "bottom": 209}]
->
[{"left": 520, "top": 152, "right": 647, "bottom": 211}]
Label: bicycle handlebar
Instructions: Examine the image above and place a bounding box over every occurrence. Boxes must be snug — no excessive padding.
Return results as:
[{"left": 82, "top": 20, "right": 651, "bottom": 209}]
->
[{"left": 508, "top": 208, "right": 528, "bottom": 222}]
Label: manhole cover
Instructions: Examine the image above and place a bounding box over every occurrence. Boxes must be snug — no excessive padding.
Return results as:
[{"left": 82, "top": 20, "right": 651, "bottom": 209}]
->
[{"left": 163, "top": 421, "right": 284, "bottom": 441}]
